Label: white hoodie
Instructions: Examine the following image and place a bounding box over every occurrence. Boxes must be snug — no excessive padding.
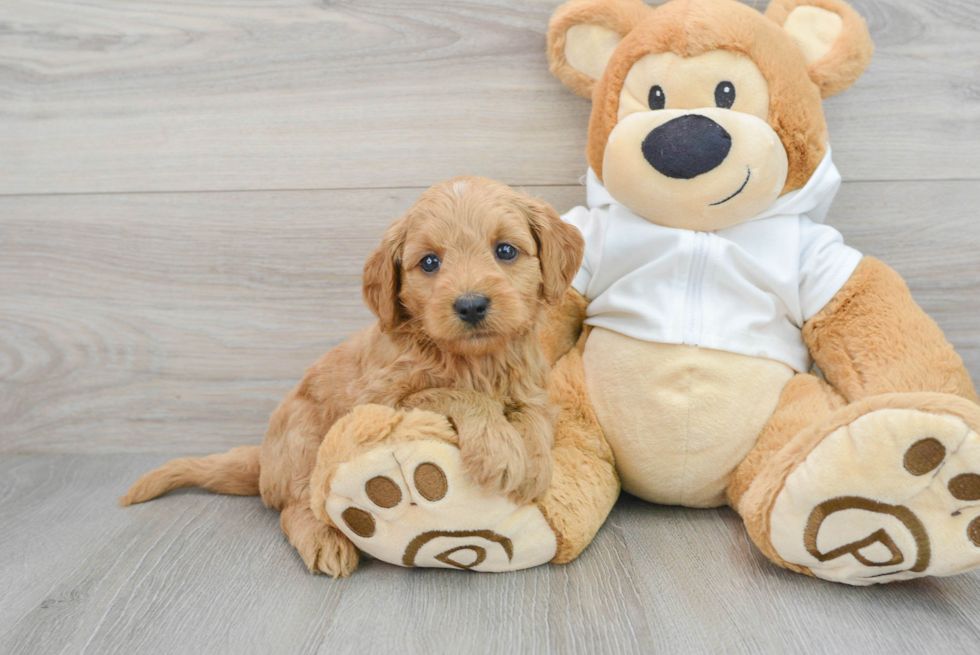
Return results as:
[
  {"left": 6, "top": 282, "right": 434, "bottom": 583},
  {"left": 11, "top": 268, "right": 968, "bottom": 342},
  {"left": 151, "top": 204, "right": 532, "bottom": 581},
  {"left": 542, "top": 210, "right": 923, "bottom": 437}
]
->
[{"left": 562, "top": 150, "right": 862, "bottom": 373}]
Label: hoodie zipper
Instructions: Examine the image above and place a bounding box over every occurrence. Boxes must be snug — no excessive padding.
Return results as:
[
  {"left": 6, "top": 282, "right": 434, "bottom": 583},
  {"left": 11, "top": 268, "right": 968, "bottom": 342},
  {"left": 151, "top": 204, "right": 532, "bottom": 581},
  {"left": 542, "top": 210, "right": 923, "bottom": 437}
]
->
[{"left": 682, "top": 232, "right": 710, "bottom": 346}]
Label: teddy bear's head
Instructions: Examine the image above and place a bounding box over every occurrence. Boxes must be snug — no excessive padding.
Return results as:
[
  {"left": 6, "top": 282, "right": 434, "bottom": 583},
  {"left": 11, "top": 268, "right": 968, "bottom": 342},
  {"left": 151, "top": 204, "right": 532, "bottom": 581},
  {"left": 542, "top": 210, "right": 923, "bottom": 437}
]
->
[{"left": 547, "top": 0, "right": 873, "bottom": 231}]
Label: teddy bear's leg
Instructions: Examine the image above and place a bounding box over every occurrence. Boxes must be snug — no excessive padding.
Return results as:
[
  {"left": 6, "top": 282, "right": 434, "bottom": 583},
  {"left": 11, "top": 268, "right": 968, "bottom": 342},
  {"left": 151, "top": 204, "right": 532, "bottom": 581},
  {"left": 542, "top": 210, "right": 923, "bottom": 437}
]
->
[
  {"left": 314, "top": 406, "right": 557, "bottom": 572},
  {"left": 727, "top": 373, "right": 847, "bottom": 517},
  {"left": 536, "top": 342, "right": 620, "bottom": 563},
  {"left": 735, "top": 391, "right": 980, "bottom": 585},
  {"left": 536, "top": 292, "right": 620, "bottom": 563},
  {"left": 731, "top": 258, "right": 980, "bottom": 585},
  {"left": 307, "top": 346, "right": 618, "bottom": 571},
  {"left": 727, "top": 372, "right": 852, "bottom": 575}
]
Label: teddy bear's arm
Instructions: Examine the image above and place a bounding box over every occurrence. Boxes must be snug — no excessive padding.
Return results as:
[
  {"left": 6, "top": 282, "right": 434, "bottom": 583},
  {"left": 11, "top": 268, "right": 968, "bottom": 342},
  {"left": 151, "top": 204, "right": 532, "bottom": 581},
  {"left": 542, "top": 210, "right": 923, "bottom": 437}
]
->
[{"left": 802, "top": 256, "right": 978, "bottom": 404}]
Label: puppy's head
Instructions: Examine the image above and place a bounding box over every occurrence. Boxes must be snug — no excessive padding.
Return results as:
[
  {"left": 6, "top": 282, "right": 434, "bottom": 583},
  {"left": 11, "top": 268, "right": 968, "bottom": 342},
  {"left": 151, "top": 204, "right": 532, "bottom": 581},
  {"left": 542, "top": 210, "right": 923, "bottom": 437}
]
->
[{"left": 363, "top": 177, "right": 584, "bottom": 357}]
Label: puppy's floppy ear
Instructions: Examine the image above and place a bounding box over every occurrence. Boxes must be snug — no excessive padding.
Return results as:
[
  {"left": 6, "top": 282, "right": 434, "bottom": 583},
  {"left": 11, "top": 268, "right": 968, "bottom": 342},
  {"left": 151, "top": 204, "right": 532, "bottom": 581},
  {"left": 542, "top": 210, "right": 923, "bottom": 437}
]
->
[
  {"left": 363, "top": 217, "right": 408, "bottom": 332},
  {"left": 519, "top": 197, "right": 585, "bottom": 305},
  {"left": 766, "top": 0, "right": 874, "bottom": 98},
  {"left": 547, "top": 0, "right": 652, "bottom": 99}
]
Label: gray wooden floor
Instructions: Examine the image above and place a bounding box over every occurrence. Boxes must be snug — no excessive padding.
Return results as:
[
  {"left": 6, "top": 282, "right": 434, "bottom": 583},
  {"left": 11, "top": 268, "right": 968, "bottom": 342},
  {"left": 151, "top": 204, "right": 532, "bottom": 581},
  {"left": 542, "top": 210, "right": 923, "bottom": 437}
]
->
[{"left": 1, "top": 1, "right": 979, "bottom": 653}]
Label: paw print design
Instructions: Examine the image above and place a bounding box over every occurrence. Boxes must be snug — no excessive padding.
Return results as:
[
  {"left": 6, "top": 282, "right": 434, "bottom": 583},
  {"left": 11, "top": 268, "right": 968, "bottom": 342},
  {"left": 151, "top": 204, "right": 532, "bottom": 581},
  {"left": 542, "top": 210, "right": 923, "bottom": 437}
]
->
[
  {"left": 323, "top": 439, "right": 557, "bottom": 572},
  {"left": 770, "top": 406, "right": 980, "bottom": 584}
]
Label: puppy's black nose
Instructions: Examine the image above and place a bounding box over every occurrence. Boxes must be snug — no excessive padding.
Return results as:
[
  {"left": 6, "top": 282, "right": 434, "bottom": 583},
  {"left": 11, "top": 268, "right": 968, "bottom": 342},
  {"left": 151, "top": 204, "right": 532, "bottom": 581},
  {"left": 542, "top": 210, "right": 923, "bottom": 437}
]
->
[
  {"left": 454, "top": 294, "right": 490, "bottom": 325},
  {"left": 641, "top": 114, "right": 732, "bottom": 179}
]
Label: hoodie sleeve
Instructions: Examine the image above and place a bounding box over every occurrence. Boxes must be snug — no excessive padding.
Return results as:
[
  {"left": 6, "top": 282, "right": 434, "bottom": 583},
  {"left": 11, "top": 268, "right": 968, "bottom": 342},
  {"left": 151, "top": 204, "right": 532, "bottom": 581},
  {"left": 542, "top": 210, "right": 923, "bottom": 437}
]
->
[
  {"left": 798, "top": 216, "right": 863, "bottom": 322},
  {"left": 561, "top": 205, "right": 604, "bottom": 299}
]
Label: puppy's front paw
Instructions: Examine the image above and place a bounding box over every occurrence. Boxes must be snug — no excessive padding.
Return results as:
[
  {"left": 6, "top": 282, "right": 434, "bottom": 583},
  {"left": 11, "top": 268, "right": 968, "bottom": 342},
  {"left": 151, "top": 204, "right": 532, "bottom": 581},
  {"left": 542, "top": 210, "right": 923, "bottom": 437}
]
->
[
  {"left": 310, "top": 525, "right": 361, "bottom": 577},
  {"left": 459, "top": 423, "right": 548, "bottom": 505},
  {"left": 282, "top": 503, "right": 360, "bottom": 577},
  {"left": 511, "top": 454, "right": 553, "bottom": 506}
]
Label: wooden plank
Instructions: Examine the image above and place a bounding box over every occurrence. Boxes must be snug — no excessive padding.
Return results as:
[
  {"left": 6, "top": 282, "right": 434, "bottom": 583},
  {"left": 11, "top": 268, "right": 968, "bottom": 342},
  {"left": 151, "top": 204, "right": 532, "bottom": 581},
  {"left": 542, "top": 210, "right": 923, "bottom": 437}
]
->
[
  {"left": 3, "top": 454, "right": 980, "bottom": 654},
  {"left": 0, "top": 454, "right": 659, "bottom": 654},
  {"left": 614, "top": 500, "right": 980, "bottom": 653},
  {"left": 1, "top": 181, "right": 977, "bottom": 454},
  {"left": 1, "top": 0, "right": 979, "bottom": 195}
]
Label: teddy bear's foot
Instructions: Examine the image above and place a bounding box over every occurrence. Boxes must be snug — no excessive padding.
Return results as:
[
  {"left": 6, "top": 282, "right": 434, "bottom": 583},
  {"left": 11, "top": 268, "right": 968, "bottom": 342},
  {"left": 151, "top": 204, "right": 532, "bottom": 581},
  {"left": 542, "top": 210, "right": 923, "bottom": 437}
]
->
[
  {"left": 323, "top": 438, "right": 558, "bottom": 572},
  {"left": 763, "top": 394, "right": 980, "bottom": 585}
]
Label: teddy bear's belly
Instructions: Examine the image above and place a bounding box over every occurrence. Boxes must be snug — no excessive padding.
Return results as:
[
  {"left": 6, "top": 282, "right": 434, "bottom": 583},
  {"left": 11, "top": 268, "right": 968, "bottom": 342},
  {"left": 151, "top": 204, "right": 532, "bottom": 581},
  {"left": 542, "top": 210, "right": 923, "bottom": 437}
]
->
[{"left": 583, "top": 327, "right": 795, "bottom": 508}]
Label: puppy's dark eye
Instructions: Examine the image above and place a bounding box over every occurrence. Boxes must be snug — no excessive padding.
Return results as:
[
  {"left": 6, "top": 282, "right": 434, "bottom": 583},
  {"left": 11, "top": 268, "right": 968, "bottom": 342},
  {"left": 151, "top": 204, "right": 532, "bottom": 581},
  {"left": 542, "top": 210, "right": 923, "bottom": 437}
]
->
[
  {"left": 419, "top": 254, "right": 440, "bottom": 273},
  {"left": 714, "top": 81, "right": 735, "bottom": 109},
  {"left": 495, "top": 243, "right": 518, "bottom": 261},
  {"left": 648, "top": 85, "right": 665, "bottom": 110}
]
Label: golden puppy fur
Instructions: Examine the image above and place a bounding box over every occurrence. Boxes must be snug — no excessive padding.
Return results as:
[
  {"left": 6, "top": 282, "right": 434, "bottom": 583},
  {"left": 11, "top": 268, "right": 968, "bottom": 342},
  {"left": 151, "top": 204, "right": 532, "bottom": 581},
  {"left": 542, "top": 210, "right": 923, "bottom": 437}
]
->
[{"left": 121, "top": 176, "right": 585, "bottom": 577}]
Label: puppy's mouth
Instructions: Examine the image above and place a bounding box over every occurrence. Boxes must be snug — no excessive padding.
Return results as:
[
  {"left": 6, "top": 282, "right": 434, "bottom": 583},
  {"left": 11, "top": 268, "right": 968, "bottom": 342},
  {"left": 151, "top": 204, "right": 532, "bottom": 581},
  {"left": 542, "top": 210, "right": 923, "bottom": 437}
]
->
[
  {"left": 439, "top": 329, "right": 507, "bottom": 356},
  {"left": 709, "top": 167, "right": 751, "bottom": 207},
  {"left": 461, "top": 327, "right": 501, "bottom": 341},
  {"left": 453, "top": 323, "right": 509, "bottom": 349}
]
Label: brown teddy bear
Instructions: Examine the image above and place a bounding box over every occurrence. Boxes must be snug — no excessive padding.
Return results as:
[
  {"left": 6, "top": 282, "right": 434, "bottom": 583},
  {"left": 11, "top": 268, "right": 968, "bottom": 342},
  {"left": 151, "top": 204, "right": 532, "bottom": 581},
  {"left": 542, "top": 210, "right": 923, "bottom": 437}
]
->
[{"left": 543, "top": 0, "right": 980, "bottom": 584}]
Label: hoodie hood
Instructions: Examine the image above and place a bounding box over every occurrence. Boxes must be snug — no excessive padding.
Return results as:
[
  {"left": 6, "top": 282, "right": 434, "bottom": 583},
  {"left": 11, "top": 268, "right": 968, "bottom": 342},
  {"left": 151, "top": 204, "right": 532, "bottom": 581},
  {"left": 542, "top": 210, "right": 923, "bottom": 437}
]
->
[{"left": 585, "top": 147, "right": 841, "bottom": 226}]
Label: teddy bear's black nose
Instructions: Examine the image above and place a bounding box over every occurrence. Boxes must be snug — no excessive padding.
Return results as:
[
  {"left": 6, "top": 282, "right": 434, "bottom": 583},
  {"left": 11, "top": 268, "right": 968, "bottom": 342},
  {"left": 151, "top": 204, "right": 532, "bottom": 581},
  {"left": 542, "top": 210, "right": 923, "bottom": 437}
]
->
[
  {"left": 454, "top": 294, "right": 490, "bottom": 325},
  {"left": 641, "top": 114, "right": 732, "bottom": 179}
]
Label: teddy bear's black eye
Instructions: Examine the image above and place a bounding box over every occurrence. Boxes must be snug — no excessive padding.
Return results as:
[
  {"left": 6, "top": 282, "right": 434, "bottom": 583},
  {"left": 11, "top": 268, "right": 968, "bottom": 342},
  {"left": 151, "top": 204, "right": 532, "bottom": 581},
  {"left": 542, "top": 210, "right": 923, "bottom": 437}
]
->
[
  {"left": 715, "top": 81, "right": 736, "bottom": 109},
  {"left": 648, "top": 85, "right": 666, "bottom": 110},
  {"left": 495, "top": 243, "right": 518, "bottom": 261},
  {"left": 419, "top": 254, "right": 440, "bottom": 273}
]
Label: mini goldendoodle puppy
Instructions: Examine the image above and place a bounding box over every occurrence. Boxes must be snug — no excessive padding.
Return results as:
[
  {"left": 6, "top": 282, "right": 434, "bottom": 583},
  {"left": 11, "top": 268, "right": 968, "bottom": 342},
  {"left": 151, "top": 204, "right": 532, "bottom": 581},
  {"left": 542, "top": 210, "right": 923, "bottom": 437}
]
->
[{"left": 122, "top": 176, "right": 585, "bottom": 577}]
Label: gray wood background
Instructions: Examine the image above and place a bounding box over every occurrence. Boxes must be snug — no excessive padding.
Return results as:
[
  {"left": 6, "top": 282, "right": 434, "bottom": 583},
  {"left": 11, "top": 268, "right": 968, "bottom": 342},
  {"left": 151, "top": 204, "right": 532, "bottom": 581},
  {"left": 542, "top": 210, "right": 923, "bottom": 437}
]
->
[{"left": 1, "top": 0, "right": 978, "bottom": 653}]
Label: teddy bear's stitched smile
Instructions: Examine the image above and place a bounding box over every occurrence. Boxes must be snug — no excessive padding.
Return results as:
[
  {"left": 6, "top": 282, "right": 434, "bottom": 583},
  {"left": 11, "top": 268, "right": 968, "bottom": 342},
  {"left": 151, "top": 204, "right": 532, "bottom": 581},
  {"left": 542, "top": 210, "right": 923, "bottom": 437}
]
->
[{"left": 709, "top": 166, "right": 751, "bottom": 206}]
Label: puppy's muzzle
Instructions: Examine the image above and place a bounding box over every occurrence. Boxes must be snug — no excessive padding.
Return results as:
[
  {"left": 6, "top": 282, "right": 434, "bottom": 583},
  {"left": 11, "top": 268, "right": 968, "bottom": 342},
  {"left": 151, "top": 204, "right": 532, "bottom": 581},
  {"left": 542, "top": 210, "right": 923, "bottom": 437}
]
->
[{"left": 454, "top": 294, "right": 490, "bottom": 326}]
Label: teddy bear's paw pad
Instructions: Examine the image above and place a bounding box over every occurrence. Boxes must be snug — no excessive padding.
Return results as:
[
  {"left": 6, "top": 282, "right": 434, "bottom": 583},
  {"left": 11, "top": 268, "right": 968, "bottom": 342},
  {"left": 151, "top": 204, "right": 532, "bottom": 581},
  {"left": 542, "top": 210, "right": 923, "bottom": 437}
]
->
[
  {"left": 324, "top": 440, "right": 557, "bottom": 572},
  {"left": 769, "top": 408, "right": 980, "bottom": 585}
]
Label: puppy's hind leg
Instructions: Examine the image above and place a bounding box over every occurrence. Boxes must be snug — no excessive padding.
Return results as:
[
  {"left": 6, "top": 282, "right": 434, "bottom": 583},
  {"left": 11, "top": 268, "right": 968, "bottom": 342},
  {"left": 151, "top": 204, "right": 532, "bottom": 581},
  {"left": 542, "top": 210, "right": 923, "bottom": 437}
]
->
[{"left": 281, "top": 495, "right": 360, "bottom": 577}]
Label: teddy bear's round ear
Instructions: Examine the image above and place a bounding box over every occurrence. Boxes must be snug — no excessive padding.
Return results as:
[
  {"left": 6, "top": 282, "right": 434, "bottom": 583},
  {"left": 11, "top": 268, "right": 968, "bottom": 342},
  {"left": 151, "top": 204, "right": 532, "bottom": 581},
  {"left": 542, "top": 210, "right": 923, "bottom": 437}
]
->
[
  {"left": 765, "top": 0, "right": 874, "bottom": 98},
  {"left": 547, "top": 0, "right": 652, "bottom": 99}
]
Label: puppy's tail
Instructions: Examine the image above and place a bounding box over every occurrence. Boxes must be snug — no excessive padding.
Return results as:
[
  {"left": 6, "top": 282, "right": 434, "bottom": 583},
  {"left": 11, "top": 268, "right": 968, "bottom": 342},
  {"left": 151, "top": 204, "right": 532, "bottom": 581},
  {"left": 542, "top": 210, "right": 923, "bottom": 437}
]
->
[{"left": 119, "top": 445, "right": 260, "bottom": 506}]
